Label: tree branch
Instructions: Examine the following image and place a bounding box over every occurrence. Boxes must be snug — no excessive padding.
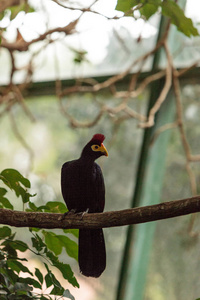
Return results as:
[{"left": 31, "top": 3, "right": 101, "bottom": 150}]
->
[
  {"left": 1, "top": 196, "right": 200, "bottom": 229},
  {"left": 0, "top": 0, "right": 20, "bottom": 13},
  {"left": 1, "top": 19, "right": 79, "bottom": 52}
]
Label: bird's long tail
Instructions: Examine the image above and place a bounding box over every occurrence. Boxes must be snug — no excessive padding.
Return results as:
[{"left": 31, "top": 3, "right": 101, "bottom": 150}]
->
[{"left": 78, "top": 228, "right": 106, "bottom": 277}]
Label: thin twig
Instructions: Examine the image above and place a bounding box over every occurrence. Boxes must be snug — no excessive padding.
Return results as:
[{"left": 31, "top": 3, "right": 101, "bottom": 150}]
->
[
  {"left": 150, "top": 122, "right": 178, "bottom": 146},
  {"left": 60, "top": 33, "right": 168, "bottom": 97},
  {"left": 1, "top": 19, "right": 79, "bottom": 52},
  {"left": 12, "top": 85, "right": 36, "bottom": 122},
  {"left": 138, "top": 42, "right": 172, "bottom": 128}
]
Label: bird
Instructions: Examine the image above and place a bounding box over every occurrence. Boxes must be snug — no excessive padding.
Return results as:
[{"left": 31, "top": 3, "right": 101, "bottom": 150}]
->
[{"left": 61, "top": 134, "right": 108, "bottom": 277}]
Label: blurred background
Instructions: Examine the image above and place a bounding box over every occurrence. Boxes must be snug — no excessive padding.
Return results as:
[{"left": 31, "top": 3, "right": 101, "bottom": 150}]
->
[{"left": 1, "top": 0, "right": 200, "bottom": 299}]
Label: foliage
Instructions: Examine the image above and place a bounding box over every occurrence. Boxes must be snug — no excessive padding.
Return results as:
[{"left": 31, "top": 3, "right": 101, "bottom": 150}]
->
[
  {"left": 69, "top": 47, "right": 89, "bottom": 65},
  {"left": 0, "top": 169, "right": 33, "bottom": 206},
  {"left": 0, "top": 0, "right": 200, "bottom": 299},
  {"left": 1, "top": 0, "right": 199, "bottom": 39},
  {"left": 0, "top": 169, "right": 79, "bottom": 300},
  {"left": 115, "top": 0, "right": 199, "bottom": 37}
]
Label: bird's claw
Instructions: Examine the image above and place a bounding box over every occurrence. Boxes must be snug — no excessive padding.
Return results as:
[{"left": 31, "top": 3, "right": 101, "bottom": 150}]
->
[
  {"left": 77, "top": 208, "right": 89, "bottom": 219},
  {"left": 59, "top": 209, "right": 76, "bottom": 221},
  {"left": 59, "top": 208, "right": 88, "bottom": 221}
]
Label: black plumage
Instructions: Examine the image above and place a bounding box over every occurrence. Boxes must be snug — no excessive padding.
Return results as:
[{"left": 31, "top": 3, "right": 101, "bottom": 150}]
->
[{"left": 61, "top": 134, "right": 108, "bottom": 277}]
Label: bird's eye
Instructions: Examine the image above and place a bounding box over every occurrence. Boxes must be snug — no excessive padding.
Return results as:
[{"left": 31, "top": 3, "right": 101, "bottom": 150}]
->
[{"left": 91, "top": 145, "right": 99, "bottom": 152}]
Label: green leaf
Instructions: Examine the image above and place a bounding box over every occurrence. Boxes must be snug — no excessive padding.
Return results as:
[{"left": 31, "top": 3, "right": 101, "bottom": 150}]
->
[
  {"left": 31, "top": 234, "right": 45, "bottom": 252},
  {"left": 44, "top": 250, "right": 79, "bottom": 288},
  {"left": 43, "top": 230, "right": 78, "bottom": 260},
  {"left": 35, "top": 268, "right": 43, "bottom": 284},
  {"left": 115, "top": 0, "right": 199, "bottom": 37},
  {"left": 11, "top": 240, "right": 28, "bottom": 252},
  {"left": 0, "top": 11, "right": 5, "bottom": 21},
  {"left": 2, "top": 241, "right": 18, "bottom": 258},
  {"left": 0, "top": 169, "right": 34, "bottom": 204},
  {"left": 45, "top": 249, "right": 59, "bottom": 266},
  {"left": 0, "top": 196, "right": 14, "bottom": 210},
  {"left": 18, "top": 187, "right": 32, "bottom": 204},
  {"left": 2, "top": 266, "right": 18, "bottom": 284},
  {"left": 43, "top": 231, "right": 63, "bottom": 256},
  {"left": 27, "top": 201, "right": 47, "bottom": 212},
  {"left": 140, "top": 3, "right": 160, "bottom": 19},
  {"left": 29, "top": 227, "right": 40, "bottom": 232},
  {"left": 115, "top": 0, "right": 138, "bottom": 12},
  {"left": 40, "top": 296, "right": 50, "bottom": 300},
  {"left": 49, "top": 272, "right": 64, "bottom": 295},
  {"left": 0, "top": 188, "right": 13, "bottom": 209},
  {"left": 63, "top": 289, "right": 76, "bottom": 300},
  {"left": 1, "top": 169, "right": 30, "bottom": 188},
  {"left": 18, "top": 277, "right": 41, "bottom": 289},
  {"left": 51, "top": 285, "right": 65, "bottom": 296},
  {"left": 44, "top": 262, "right": 50, "bottom": 273},
  {"left": 0, "top": 226, "right": 11, "bottom": 238},
  {"left": 44, "top": 263, "right": 63, "bottom": 292},
  {"left": 27, "top": 201, "right": 38, "bottom": 211},
  {"left": 54, "top": 261, "right": 79, "bottom": 288},
  {"left": 161, "top": 0, "right": 199, "bottom": 37},
  {"left": 56, "top": 235, "right": 78, "bottom": 261},
  {"left": 0, "top": 188, "right": 7, "bottom": 197},
  {"left": 63, "top": 229, "right": 79, "bottom": 238},
  {"left": 45, "top": 201, "right": 67, "bottom": 213},
  {"left": 116, "top": 0, "right": 161, "bottom": 18},
  {"left": 45, "top": 272, "right": 52, "bottom": 289},
  {"left": 45, "top": 274, "right": 52, "bottom": 289},
  {"left": 0, "top": 250, "right": 5, "bottom": 260},
  {"left": 7, "top": 260, "right": 33, "bottom": 276}
]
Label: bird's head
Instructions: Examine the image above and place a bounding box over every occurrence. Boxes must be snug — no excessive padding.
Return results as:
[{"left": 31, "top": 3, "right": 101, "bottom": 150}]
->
[{"left": 81, "top": 134, "right": 108, "bottom": 161}]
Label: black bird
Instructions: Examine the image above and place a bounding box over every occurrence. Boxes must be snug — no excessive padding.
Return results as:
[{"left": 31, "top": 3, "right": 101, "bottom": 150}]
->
[{"left": 61, "top": 134, "right": 108, "bottom": 277}]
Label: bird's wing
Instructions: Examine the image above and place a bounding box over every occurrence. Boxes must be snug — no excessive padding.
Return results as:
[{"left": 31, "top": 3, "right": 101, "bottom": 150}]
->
[
  {"left": 93, "top": 163, "right": 105, "bottom": 213},
  {"left": 61, "top": 160, "right": 80, "bottom": 211},
  {"left": 61, "top": 160, "right": 105, "bottom": 213}
]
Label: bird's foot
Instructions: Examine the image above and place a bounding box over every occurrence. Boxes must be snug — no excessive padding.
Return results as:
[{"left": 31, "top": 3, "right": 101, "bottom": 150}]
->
[
  {"left": 77, "top": 208, "right": 89, "bottom": 219},
  {"left": 59, "top": 209, "right": 76, "bottom": 221}
]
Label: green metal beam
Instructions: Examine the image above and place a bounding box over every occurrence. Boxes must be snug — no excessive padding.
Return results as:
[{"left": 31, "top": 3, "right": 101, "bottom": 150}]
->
[
  {"left": 116, "top": 1, "right": 188, "bottom": 299},
  {"left": 115, "top": 14, "right": 170, "bottom": 300},
  {"left": 126, "top": 90, "right": 175, "bottom": 300},
  {"left": 116, "top": 81, "right": 176, "bottom": 300},
  {"left": 17, "top": 66, "right": 200, "bottom": 97}
]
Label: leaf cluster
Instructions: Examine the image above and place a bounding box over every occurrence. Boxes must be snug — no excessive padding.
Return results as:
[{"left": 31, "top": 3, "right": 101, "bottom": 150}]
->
[
  {"left": 0, "top": 169, "right": 79, "bottom": 300},
  {"left": 0, "top": 169, "right": 34, "bottom": 208},
  {"left": 116, "top": 0, "right": 199, "bottom": 38}
]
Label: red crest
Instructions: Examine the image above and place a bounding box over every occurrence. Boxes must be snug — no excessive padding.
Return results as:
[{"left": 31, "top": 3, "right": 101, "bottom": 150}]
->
[{"left": 91, "top": 134, "right": 105, "bottom": 143}]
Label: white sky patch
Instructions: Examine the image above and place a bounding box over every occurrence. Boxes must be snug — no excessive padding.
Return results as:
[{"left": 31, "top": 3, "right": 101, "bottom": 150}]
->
[
  {"left": 185, "top": 0, "right": 200, "bottom": 22},
  {"left": 93, "top": 0, "right": 122, "bottom": 18},
  {"left": 114, "top": 17, "right": 157, "bottom": 38},
  {"left": 0, "top": 0, "right": 199, "bottom": 83},
  {"left": 21, "top": 12, "right": 47, "bottom": 40}
]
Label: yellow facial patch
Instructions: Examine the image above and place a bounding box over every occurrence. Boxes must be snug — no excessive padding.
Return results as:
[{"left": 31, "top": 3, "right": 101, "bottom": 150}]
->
[
  {"left": 91, "top": 144, "right": 100, "bottom": 152},
  {"left": 91, "top": 143, "right": 108, "bottom": 156}
]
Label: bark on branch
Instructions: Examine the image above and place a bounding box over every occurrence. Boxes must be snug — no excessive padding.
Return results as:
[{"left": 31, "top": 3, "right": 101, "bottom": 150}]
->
[
  {"left": 0, "top": 0, "right": 20, "bottom": 13},
  {"left": 0, "top": 196, "right": 200, "bottom": 229}
]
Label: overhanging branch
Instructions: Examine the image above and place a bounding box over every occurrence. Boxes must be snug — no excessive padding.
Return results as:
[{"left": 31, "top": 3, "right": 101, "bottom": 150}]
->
[{"left": 0, "top": 196, "right": 200, "bottom": 229}]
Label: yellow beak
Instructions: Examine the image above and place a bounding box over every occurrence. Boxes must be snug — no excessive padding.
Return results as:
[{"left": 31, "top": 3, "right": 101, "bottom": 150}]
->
[{"left": 99, "top": 143, "right": 108, "bottom": 157}]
